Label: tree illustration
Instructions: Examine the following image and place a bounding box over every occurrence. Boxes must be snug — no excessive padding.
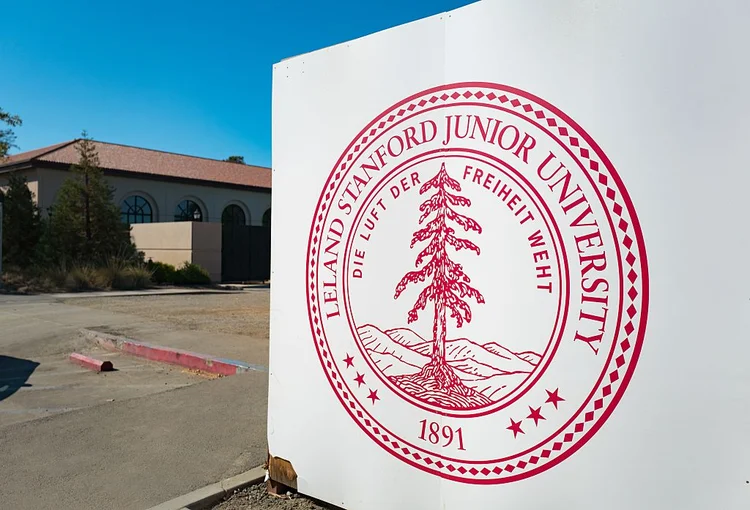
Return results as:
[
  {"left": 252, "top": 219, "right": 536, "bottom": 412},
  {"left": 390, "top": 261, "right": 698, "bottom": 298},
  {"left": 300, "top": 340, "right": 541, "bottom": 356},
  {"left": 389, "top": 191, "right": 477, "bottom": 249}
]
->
[{"left": 394, "top": 162, "right": 484, "bottom": 390}]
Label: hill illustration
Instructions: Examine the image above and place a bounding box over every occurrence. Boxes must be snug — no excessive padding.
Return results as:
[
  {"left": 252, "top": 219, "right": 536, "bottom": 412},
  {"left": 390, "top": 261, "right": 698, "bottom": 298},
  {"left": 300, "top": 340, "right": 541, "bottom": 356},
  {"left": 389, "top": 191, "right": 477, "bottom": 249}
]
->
[
  {"left": 358, "top": 325, "right": 429, "bottom": 376},
  {"left": 357, "top": 324, "right": 541, "bottom": 406}
]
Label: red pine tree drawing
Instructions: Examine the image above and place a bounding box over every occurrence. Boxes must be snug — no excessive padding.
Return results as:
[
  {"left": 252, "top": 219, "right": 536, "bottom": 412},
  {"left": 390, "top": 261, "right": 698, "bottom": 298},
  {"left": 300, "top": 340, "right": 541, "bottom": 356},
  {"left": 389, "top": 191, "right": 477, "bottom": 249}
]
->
[{"left": 392, "top": 162, "right": 489, "bottom": 407}]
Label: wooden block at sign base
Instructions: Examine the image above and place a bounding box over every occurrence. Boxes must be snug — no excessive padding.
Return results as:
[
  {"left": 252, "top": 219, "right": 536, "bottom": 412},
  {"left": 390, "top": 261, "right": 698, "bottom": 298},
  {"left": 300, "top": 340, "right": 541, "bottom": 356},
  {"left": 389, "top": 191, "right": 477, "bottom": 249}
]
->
[
  {"left": 267, "top": 478, "right": 291, "bottom": 496},
  {"left": 266, "top": 453, "right": 298, "bottom": 495}
]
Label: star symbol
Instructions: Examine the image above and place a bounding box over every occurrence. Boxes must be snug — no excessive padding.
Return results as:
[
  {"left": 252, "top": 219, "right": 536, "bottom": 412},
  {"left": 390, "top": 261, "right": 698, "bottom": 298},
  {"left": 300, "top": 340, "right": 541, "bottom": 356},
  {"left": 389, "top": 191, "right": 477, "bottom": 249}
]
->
[
  {"left": 507, "top": 418, "right": 524, "bottom": 438},
  {"left": 354, "top": 372, "right": 365, "bottom": 387},
  {"left": 367, "top": 389, "right": 380, "bottom": 404},
  {"left": 343, "top": 354, "right": 354, "bottom": 368},
  {"left": 527, "top": 406, "right": 545, "bottom": 426},
  {"left": 545, "top": 388, "right": 565, "bottom": 409}
]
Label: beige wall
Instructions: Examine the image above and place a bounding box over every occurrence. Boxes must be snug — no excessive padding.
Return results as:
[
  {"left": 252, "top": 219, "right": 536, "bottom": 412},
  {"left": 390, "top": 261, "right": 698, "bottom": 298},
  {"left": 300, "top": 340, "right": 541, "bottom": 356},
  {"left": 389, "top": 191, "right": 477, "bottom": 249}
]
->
[
  {"left": 191, "top": 222, "right": 222, "bottom": 282},
  {"left": 35, "top": 167, "right": 271, "bottom": 226},
  {"left": 130, "top": 222, "right": 222, "bottom": 282},
  {"left": 0, "top": 169, "right": 40, "bottom": 204}
]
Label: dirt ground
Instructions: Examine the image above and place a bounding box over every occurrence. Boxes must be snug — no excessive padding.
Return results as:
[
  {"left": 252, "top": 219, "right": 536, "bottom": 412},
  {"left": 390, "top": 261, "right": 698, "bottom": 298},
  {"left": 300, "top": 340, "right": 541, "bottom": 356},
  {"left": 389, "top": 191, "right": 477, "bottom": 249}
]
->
[
  {"left": 214, "top": 482, "right": 337, "bottom": 510},
  {"left": 62, "top": 289, "right": 270, "bottom": 338}
]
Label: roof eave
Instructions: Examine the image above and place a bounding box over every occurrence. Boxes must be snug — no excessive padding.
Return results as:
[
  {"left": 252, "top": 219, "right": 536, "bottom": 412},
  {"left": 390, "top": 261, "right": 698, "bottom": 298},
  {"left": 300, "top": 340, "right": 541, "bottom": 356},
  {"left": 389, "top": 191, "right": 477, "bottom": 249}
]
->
[
  {"left": 32, "top": 160, "right": 272, "bottom": 192},
  {"left": 0, "top": 160, "right": 35, "bottom": 173}
]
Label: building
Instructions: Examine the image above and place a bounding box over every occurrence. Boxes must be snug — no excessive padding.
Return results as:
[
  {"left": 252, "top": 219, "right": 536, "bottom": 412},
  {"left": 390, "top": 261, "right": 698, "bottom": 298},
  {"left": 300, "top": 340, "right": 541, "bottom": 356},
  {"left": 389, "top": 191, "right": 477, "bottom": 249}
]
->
[{"left": 0, "top": 139, "right": 272, "bottom": 282}]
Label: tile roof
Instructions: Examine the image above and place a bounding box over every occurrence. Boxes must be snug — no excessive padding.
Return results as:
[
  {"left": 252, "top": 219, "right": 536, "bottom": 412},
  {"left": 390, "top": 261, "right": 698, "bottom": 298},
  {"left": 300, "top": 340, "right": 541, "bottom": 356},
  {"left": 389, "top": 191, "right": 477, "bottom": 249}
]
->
[{"left": 1, "top": 140, "right": 271, "bottom": 190}]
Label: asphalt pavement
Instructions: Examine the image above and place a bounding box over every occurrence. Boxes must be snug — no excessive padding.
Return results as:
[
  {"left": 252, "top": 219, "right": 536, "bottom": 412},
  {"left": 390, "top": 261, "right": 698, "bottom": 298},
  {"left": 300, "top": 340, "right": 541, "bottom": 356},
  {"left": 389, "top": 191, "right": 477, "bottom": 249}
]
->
[
  {"left": 0, "top": 292, "right": 269, "bottom": 510},
  {"left": 0, "top": 345, "right": 201, "bottom": 428}
]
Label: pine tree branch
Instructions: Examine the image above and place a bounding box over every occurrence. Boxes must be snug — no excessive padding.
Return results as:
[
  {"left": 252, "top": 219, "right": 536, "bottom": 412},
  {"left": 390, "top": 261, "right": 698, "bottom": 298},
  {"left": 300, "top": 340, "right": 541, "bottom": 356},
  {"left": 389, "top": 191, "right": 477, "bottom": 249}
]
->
[
  {"left": 394, "top": 258, "right": 436, "bottom": 298},
  {"left": 407, "top": 284, "right": 436, "bottom": 323},
  {"left": 443, "top": 290, "right": 466, "bottom": 328},
  {"left": 445, "top": 260, "right": 477, "bottom": 289},
  {"left": 441, "top": 172, "right": 462, "bottom": 193},
  {"left": 444, "top": 190, "right": 472, "bottom": 208},
  {"left": 445, "top": 257, "right": 463, "bottom": 280},
  {"left": 444, "top": 289, "right": 474, "bottom": 327},
  {"left": 445, "top": 205, "right": 482, "bottom": 233},
  {"left": 451, "top": 280, "right": 486, "bottom": 303},
  {"left": 418, "top": 192, "right": 443, "bottom": 223},
  {"left": 419, "top": 171, "right": 443, "bottom": 194},
  {"left": 416, "top": 236, "right": 443, "bottom": 267},
  {"left": 411, "top": 217, "right": 442, "bottom": 246},
  {"left": 445, "top": 233, "right": 481, "bottom": 254}
]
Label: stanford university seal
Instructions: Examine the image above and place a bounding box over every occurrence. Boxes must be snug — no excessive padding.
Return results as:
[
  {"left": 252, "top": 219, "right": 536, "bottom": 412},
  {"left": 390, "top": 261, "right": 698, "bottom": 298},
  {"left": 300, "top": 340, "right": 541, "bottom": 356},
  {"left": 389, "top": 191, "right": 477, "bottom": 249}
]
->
[{"left": 306, "top": 83, "right": 649, "bottom": 483}]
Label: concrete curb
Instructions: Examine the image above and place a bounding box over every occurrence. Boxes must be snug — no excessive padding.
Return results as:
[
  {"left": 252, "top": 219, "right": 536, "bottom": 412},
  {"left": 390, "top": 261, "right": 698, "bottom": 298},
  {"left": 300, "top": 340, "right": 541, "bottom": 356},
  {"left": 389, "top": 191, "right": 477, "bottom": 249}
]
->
[
  {"left": 81, "top": 329, "right": 267, "bottom": 376},
  {"left": 50, "top": 288, "right": 243, "bottom": 299},
  {"left": 69, "top": 352, "right": 114, "bottom": 372},
  {"left": 146, "top": 466, "right": 267, "bottom": 510}
]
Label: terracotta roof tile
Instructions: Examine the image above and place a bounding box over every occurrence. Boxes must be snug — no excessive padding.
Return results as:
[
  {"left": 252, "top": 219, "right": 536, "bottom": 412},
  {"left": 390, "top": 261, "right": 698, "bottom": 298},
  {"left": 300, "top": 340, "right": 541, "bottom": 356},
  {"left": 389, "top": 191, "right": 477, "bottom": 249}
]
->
[
  {"left": 1, "top": 140, "right": 271, "bottom": 190},
  {"left": 2, "top": 140, "right": 76, "bottom": 164}
]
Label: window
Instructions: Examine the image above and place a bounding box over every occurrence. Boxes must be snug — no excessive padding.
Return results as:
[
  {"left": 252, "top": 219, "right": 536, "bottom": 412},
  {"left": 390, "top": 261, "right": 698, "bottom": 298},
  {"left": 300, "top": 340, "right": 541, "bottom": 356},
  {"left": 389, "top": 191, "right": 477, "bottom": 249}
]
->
[
  {"left": 222, "top": 204, "right": 246, "bottom": 226},
  {"left": 262, "top": 208, "right": 271, "bottom": 227},
  {"left": 174, "top": 200, "right": 203, "bottom": 222},
  {"left": 121, "top": 195, "right": 153, "bottom": 224}
]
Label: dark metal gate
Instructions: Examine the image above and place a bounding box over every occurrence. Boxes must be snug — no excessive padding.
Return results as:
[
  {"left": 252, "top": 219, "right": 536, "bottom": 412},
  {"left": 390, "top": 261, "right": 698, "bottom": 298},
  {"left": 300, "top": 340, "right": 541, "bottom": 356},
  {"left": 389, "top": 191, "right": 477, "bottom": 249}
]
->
[
  {"left": 248, "top": 226, "right": 271, "bottom": 281},
  {"left": 221, "top": 224, "right": 271, "bottom": 282}
]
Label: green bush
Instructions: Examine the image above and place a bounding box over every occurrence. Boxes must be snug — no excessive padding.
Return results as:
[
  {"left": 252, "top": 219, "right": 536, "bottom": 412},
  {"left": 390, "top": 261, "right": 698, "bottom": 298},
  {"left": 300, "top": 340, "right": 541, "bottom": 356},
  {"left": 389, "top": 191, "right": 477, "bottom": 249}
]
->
[
  {"left": 42, "top": 266, "right": 68, "bottom": 289},
  {"left": 60, "top": 258, "right": 152, "bottom": 292},
  {"left": 145, "top": 260, "right": 211, "bottom": 285},
  {"left": 24, "top": 265, "right": 67, "bottom": 290},
  {"left": 1, "top": 260, "right": 151, "bottom": 293},
  {"left": 1, "top": 267, "right": 62, "bottom": 294},
  {"left": 175, "top": 262, "right": 211, "bottom": 285},
  {"left": 65, "top": 266, "right": 101, "bottom": 291},
  {"left": 0, "top": 268, "right": 27, "bottom": 291},
  {"left": 147, "top": 260, "right": 178, "bottom": 284},
  {"left": 96, "top": 257, "right": 125, "bottom": 289},
  {"left": 123, "top": 265, "right": 153, "bottom": 289},
  {"left": 94, "top": 258, "right": 152, "bottom": 290}
]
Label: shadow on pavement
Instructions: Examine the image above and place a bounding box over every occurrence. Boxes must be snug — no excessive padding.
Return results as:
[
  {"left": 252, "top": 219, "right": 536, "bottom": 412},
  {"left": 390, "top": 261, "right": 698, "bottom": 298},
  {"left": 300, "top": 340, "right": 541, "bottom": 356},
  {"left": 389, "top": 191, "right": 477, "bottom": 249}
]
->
[{"left": 0, "top": 355, "right": 40, "bottom": 402}]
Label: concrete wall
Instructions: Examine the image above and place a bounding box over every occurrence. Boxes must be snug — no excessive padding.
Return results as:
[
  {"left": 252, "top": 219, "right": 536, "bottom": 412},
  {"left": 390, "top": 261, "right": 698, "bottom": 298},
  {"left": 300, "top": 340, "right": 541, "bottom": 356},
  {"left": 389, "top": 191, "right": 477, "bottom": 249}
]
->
[
  {"left": 34, "top": 167, "right": 271, "bottom": 226},
  {"left": 130, "top": 222, "right": 222, "bottom": 282}
]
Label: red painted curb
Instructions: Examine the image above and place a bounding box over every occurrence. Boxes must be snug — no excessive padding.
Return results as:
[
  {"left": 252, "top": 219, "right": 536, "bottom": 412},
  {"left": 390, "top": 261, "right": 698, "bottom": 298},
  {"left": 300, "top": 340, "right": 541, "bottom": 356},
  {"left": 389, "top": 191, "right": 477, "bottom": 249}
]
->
[
  {"left": 82, "top": 329, "right": 264, "bottom": 376},
  {"left": 70, "top": 353, "right": 114, "bottom": 372},
  {"left": 117, "top": 340, "right": 240, "bottom": 376}
]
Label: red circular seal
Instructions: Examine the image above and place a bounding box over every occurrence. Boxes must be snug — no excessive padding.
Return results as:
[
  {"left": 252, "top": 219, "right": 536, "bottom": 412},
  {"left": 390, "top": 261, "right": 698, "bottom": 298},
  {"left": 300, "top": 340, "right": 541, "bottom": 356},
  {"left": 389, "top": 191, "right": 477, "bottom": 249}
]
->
[{"left": 307, "top": 83, "right": 649, "bottom": 484}]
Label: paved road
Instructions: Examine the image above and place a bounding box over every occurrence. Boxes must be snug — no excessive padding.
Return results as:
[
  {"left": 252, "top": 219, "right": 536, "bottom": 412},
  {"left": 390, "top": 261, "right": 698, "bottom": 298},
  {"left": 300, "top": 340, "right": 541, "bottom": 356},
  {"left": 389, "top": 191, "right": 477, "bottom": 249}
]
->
[
  {"left": 0, "top": 293, "right": 269, "bottom": 510},
  {"left": 0, "top": 345, "right": 202, "bottom": 428}
]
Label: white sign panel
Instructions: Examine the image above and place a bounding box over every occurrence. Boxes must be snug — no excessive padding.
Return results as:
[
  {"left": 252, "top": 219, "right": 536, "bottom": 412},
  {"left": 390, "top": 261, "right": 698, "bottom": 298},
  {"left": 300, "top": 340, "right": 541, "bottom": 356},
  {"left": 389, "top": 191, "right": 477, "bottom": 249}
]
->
[{"left": 270, "top": 1, "right": 750, "bottom": 509}]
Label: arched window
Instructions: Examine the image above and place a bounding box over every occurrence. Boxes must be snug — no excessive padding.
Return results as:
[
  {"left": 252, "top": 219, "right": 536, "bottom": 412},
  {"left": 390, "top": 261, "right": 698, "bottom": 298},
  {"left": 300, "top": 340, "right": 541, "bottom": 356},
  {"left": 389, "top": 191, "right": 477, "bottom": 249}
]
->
[
  {"left": 262, "top": 208, "right": 271, "bottom": 227},
  {"left": 174, "top": 200, "right": 203, "bottom": 222},
  {"left": 222, "top": 204, "right": 246, "bottom": 226},
  {"left": 121, "top": 195, "right": 153, "bottom": 224}
]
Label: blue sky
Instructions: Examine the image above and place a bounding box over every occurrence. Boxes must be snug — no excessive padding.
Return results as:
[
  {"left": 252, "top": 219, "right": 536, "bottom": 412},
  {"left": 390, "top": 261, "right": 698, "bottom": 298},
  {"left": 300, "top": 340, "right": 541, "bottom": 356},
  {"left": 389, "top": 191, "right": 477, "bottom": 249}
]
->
[{"left": 1, "top": 0, "right": 475, "bottom": 167}]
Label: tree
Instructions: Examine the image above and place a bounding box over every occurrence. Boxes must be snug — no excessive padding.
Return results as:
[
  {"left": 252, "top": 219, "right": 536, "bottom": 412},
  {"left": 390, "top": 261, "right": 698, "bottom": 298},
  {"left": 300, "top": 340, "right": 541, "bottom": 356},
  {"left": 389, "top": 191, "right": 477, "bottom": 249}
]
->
[
  {"left": 49, "top": 132, "right": 135, "bottom": 265},
  {"left": 0, "top": 108, "right": 22, "bottom": 159},
  {"left": 394, "top": 162, "right": 485, "bottom": 390},
  {"left": 224, "top": 155, "right": 246, "bottom": 164},
  {"left": 1, "top": 173, "right": 41, "bottom": 268}
]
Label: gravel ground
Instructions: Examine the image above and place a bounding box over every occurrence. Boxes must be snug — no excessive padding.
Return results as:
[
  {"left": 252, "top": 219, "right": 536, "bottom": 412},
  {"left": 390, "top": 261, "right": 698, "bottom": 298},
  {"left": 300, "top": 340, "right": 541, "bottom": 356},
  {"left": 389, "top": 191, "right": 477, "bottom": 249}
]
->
[
  {"left": 214, "top": 482, "right": 337, "bottom": 510},
  {"left": 62, "top": 290, "right": 270, "bottom": 338}
]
